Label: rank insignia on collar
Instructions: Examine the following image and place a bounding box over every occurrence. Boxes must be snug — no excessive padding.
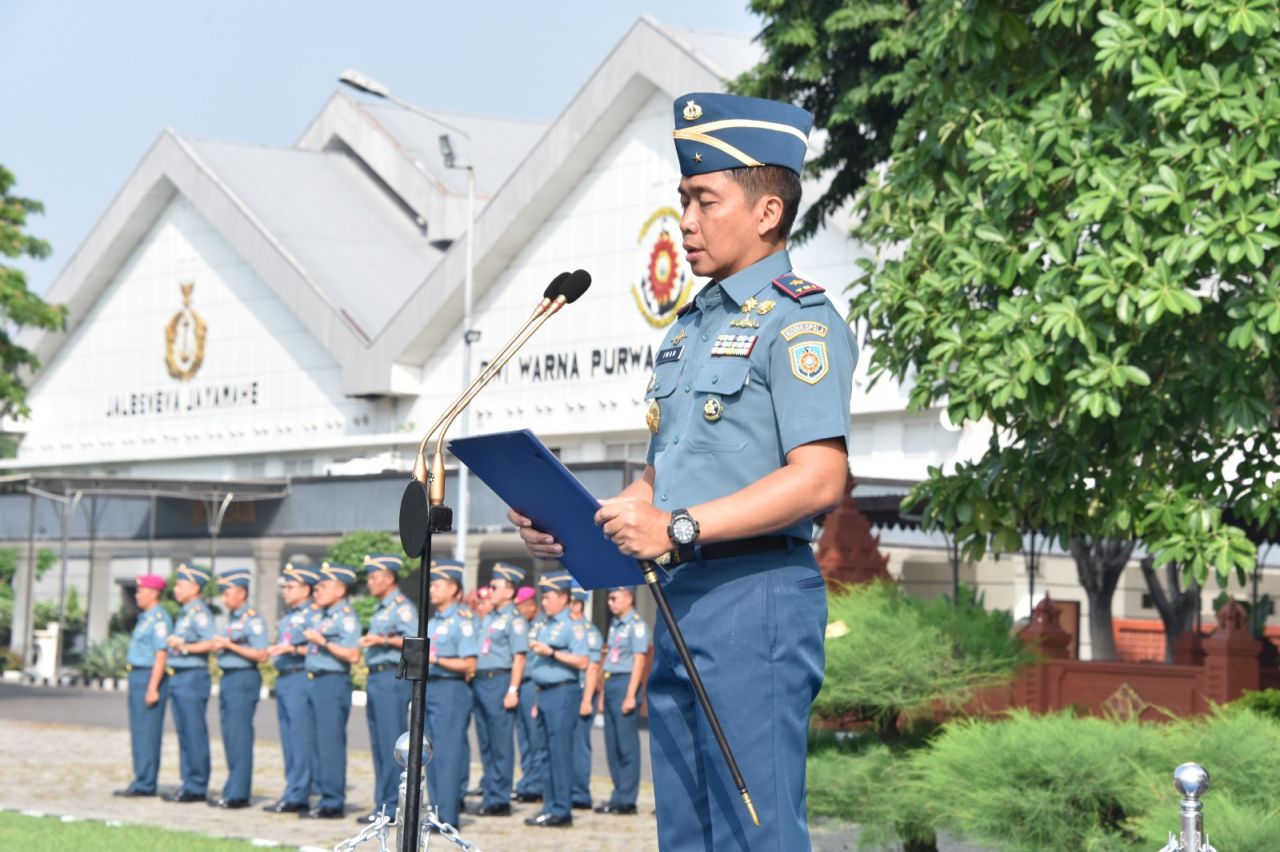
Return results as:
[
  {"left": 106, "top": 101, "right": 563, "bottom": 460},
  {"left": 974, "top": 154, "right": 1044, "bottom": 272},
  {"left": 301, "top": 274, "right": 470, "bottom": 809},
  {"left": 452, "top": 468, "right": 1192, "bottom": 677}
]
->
[
  {"left": 756, "top": 299, "right": 776, "bottom": 315},
  {"left": 740, "top": 297, "right": 759, "bottom": 314},
  {"left": 703, "top": 398, "right": 723, "bottom": 422},
  {"left": 710, "top": 333, "right": 757, "bottom": 357}
]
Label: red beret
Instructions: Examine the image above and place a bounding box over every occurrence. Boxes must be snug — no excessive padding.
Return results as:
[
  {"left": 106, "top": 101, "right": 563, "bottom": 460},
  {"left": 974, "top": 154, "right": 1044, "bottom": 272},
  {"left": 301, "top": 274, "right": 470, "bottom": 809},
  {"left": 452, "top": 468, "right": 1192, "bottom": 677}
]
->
[{"left": 136, "top": 575, "right": 166, "bottom": 591}]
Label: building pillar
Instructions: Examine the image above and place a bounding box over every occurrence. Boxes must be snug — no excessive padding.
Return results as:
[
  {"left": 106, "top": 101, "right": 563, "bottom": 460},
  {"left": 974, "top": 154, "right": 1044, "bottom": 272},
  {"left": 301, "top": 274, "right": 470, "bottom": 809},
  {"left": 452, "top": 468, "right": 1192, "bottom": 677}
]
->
[
  {"left": 86, "top": 544, "right": 117, "bottom": 647},
  {"left": 10, "top": 539, "right": 36, "bottom": 665},
  {"left": 461, "top": 535, "right": 484, "bottom": 594},
  {"left": 1201, "top": 599, "right": 1261, "bottom": 706},
  {"left": 253, "top": 539, "right": 286, "bottom": 636}
]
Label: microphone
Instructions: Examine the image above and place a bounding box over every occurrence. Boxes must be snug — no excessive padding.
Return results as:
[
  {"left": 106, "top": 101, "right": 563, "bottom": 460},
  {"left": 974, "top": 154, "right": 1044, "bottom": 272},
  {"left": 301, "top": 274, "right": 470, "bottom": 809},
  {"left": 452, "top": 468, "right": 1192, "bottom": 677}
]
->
[
  {"left": 399, "top": 271, "right": 591, "bottom": 554},
  {"left": 424, "top": 268, "right": 591, "bottom": 504}
]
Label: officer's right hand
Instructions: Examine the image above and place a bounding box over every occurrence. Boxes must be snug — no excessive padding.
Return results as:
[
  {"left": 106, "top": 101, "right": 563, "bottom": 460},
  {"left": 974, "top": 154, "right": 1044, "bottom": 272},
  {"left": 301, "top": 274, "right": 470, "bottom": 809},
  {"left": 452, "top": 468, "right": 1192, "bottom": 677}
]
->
[
  {"left": 507, "top": 509, "right": 563, "bottom": 559},
  {"left": 145, "top": 686, "right": 160, "bottom": 707}
]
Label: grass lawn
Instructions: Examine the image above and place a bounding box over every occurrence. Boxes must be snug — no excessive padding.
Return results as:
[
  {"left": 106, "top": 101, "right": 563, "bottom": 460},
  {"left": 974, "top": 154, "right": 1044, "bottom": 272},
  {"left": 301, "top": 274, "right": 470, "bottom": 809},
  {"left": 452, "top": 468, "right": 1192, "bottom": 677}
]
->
[{"left": 0, "top": 811, "right": 298, "bottom": 851}]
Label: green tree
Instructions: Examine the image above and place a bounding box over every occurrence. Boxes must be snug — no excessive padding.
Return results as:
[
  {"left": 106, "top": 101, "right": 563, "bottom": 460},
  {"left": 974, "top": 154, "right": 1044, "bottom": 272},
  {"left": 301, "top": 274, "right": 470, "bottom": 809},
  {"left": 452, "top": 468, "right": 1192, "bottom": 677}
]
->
[
  {"left": 325, "top": 531, "right": 421, "bottom": 629},
  {"left": 0, "top": 166, "right": 66, "bottom": 439},
  {"left": 748, "top": 0, "right": 1280, "bottom": 656},
  {"left": 736, "top": 0, "right": 917, "bottom": 241}
]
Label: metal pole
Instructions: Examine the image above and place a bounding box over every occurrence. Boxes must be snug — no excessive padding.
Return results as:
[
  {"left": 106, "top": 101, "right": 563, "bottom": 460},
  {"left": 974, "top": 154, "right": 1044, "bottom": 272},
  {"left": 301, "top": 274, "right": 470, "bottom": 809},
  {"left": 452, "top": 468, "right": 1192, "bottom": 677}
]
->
[
  {"left": 454, "top": 166, "right": 476, "bottom": 566},
  {"left": 54, "top": 491, "right": 82, "bottom": 674},
  {"left": 84, "top": 497, "right": 97, "bottom": 649},
  {"left": 400, "top": 504, "right": 440, "bottom": 852},
  {"left": 18, "top": 494, "right": 36, "bottom": 667}
]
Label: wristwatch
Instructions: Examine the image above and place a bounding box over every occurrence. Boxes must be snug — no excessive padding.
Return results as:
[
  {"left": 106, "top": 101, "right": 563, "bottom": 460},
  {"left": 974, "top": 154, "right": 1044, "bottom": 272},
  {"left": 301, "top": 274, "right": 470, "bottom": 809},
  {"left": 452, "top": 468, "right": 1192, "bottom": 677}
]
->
[{"left": 667, "top": 508, "right": 700, "bottom": 547}]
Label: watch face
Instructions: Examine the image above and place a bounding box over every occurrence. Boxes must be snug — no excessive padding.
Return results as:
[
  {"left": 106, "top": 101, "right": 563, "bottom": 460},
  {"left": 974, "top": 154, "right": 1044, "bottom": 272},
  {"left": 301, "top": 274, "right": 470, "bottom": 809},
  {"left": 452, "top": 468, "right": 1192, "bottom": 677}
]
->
[{"left": 672, "top": 516, "right": 696, "bottom": 544}]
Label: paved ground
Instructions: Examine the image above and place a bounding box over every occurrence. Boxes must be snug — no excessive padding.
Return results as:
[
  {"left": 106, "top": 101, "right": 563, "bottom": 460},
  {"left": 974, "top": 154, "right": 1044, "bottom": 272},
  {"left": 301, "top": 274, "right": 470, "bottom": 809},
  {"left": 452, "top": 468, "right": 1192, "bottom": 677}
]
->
[{"left": 0, "top": 682, "right": 988, "bottom": 850}]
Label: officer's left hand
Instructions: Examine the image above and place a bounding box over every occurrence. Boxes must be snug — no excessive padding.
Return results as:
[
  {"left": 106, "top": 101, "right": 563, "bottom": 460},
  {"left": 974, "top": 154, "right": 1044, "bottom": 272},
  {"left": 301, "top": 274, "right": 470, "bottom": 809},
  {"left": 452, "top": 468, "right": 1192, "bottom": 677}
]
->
[
  {"left": 578, "top": 697, "right": 593, "bottom": 717},
  {"left": 145, "top": 686, "right": 160, "bottom": 707},
  {"left": 303, "top": 628, "right": 324, "bottom": 645},
  {"left": 503, "top": 690, "right": 519, "bottom": 711},
  {"left": 530, "top": 641, "right": 552, "bottom": 657},
  {"left": 210, "top": 636, "right": 230, "bottom": 651},
  {"left": 621, "top": 694, "right": 637, "bottom": 715},
  {"left": 595, "top": 499, "right": 671, "bottom": 559}
]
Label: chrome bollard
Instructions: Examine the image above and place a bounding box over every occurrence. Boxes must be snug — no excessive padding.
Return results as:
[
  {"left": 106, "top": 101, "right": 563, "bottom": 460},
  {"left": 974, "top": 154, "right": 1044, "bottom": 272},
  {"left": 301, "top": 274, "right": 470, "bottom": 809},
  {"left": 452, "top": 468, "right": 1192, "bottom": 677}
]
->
[
  {"left": 393, "top": 730, "right": 432, "bottom": 851},
  {"left": 1158, "top": 763, "right": 1217, "bottom": 852}
]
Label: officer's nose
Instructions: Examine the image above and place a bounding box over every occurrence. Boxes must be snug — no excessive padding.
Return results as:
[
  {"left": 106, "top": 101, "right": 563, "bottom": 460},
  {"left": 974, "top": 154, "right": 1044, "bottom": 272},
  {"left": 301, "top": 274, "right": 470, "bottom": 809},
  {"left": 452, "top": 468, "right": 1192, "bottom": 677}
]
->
[{"left": 680, "top": 205, "right": 698, "bottom": 237}]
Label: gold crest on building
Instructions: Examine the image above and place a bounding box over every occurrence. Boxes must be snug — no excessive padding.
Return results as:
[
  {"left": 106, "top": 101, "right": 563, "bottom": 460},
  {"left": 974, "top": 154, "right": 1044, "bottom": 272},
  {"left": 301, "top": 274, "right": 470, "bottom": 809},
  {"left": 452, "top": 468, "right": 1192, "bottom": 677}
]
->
[{"left": 164, "top": 281, "right": 207, "bottom": 381}]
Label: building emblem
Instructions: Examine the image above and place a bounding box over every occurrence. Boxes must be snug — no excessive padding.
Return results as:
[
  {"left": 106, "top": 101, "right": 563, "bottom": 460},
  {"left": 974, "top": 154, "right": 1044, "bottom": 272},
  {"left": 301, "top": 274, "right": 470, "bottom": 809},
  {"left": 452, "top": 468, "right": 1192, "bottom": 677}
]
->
[
  {"left": 164, "top": 281, "right": 207, "bottom": 381},
  {"left": 632, "top": 206, "right": 692, "bottom": 328}
]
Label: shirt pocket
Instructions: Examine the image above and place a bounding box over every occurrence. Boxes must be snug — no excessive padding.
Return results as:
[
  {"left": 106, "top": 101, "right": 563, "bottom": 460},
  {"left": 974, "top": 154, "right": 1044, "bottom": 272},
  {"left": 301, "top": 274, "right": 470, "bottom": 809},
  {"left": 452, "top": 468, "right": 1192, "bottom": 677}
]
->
[{"left": 688, "top": 359, "right": 752, "bottom": 453}]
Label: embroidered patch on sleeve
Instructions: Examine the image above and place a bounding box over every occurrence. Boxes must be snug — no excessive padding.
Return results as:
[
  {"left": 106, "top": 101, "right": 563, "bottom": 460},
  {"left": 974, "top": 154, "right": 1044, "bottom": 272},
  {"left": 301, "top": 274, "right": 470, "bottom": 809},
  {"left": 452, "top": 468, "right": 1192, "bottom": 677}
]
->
[
  {"left": 780, "top": 320, "right": 829, "bottom": 341},
  {"left": 789, "top": 342, "right": 829, "bottom": 384}
]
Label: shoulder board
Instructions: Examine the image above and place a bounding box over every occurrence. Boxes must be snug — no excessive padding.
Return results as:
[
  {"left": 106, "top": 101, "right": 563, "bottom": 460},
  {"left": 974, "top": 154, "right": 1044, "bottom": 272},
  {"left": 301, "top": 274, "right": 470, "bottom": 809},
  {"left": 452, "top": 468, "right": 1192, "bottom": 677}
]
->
[
  {"left": 772, "top": 273, "right": 825, "bottom": 302},
  {"left": 676, "top": 301, "right": 695, "bottom": 318}
]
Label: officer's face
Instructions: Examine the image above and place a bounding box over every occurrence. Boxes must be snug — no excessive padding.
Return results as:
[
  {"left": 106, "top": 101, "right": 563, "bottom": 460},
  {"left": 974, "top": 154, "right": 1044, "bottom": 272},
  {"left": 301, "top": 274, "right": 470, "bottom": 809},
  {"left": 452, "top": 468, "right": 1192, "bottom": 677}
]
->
[
  {"left": 220, "top": 585, "right": 247, "bottom": 611},
  {"left": 280, "top": 579, "right": 310, "bottom": 608},
  {"left": 541, "top": 590, "right": 569, "bottom": 617},
  {"left": 607, "top": 590, "right": 633, "bottom": 616},
  {"left": 134, "top": 586, "right": 160, "bottom": 609},
  {"left": 367, "top": 569, "right": 395, "bottom": 598},
  {"left": 173, "top": 578, "right": 200, "bottom": 604},
  {"left": 429, "top": 578, "right": 459, "bottom": 608},
  {"left": 678, "top": 171, "right": 775, "bottom": 281},
  {"left": 516, "top": 598, "right": 537, "bottom": 620},
  {"left": 313, "top": 579, "right": 345, "bottom": 608},
  {"left": 488, "top": 578, "right": 515, "bottom": 606}
]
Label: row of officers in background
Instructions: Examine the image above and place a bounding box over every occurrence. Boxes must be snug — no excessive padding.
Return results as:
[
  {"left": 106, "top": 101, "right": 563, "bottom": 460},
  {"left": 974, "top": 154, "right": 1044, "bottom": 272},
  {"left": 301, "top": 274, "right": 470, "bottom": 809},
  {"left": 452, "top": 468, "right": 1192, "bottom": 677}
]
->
[{"left": 114, "top": 556, "right": 651, "bottom": 829}]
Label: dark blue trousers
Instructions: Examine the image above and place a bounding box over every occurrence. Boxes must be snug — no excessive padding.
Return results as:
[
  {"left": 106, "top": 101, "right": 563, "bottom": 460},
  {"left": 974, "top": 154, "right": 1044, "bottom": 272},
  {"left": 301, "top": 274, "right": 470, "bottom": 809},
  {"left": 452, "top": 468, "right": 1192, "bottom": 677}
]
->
[
  {"left": 307, "top": 673, "right": 352, "bottom": 811},
  {"left": 572, "top": 687, "right": 593, "bottom": 806},
  {"left": 126, "top": 668, "right": 169, "bottom": 794},
  {"left": 274, "top": 669, "right": 314, "bottom": 805},
  {"left": 425, "top": 678, "right": 470, "bottom": 828},
  {"left": 169, "top": 666, "right": 212, "bottom": 796},
  {"left": 514, "top": 679, "right": 546, "bottom": 796},
  {"left": 218, "top": 668, "right": 261, "bottom": 801},
  {"left": 533, "top": 682, "right": 577, "bottom": 820},
  {"left": 472, "top": 674, "right": 517, "bottom": 809},
  {"left": 648, "top": 554, "right": 826, "bottom": 852},
  {"left": 603, "top": 674, "right": 641, "bottom": 806},
  {"left": 365, "top": 668, "right": 411, "bottom": 814}
]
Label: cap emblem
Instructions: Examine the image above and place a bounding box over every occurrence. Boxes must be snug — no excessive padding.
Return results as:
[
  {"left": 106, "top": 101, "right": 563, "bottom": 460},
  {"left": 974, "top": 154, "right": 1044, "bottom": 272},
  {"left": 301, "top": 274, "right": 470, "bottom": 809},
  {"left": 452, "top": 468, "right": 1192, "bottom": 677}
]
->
[{"left": 682, "top": 100, "right": 703, "bottom": 121}]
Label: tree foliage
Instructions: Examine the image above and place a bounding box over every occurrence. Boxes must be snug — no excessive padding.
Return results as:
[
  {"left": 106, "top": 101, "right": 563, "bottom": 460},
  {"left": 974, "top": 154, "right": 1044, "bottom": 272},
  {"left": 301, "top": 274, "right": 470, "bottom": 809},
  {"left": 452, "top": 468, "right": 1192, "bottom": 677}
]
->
[
  {"left": 0, "top": 165, "right": 65, "bottom": 422},
  {"left": 823, "top": 0, "right": 1280, "bottom": 583}
]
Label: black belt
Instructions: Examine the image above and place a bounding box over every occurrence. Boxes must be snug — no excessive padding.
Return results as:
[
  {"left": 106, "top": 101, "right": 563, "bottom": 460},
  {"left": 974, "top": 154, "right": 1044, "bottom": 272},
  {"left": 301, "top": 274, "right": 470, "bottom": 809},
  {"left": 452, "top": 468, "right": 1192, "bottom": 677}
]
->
[
  {"left": 276, "top": 668, "right": 305, "bottom": 679},
  {"left": 521, "top": 677, "right": 532, "bottom": 684},
  {"left": 427, "top": 674, "right": 463, "bottom": 682},
  {"left": 307, "top": 671, "right": 347, "bottom": 680},
  {"left": 536, "top": 681, "right": 576, "bottom": 692},
  {"left": 475, "top": 669, "right": 511, "bottom": 679},
  {"left": 657, "top": 535, "right": 806, "bottom": 567},
  {"left": 367, "top": 662, "right": 397, "bottom": 674}
]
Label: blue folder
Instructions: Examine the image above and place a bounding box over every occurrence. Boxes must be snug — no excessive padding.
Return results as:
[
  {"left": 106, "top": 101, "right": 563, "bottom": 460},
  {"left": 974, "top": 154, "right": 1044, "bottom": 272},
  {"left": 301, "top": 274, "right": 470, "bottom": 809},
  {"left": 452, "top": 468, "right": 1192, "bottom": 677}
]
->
[{"left": 448, "top": 429, "right": 646, "bottom": 591}]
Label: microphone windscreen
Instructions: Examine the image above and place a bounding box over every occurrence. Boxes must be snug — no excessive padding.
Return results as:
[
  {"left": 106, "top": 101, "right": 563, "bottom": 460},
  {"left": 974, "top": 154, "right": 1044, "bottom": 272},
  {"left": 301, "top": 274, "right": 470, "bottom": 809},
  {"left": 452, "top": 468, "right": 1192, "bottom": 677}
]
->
[
  {"left": 543, "top": 271, "right": 571, "bottom": 300},
  {"left": 560, "top": 269, "right": 592, "bottom": 303}
]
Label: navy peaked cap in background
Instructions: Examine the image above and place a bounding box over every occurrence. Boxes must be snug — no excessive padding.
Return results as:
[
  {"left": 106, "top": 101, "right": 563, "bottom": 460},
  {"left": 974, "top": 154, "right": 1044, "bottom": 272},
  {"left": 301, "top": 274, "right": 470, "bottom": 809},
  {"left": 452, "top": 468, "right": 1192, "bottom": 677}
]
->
[{"left": 672, "top": 92, "right": 813, "bottom": 177}]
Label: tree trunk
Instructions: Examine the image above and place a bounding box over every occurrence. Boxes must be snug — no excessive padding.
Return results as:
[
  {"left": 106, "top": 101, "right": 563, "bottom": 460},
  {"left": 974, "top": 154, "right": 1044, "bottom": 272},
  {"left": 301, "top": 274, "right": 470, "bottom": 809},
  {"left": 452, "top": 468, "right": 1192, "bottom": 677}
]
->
[
  {"left": 1069, "top": 536, "right": 1136, "bottom": 661},
  {"left": 1138, "top": 556, "right": 1200, "bottom": 662}
]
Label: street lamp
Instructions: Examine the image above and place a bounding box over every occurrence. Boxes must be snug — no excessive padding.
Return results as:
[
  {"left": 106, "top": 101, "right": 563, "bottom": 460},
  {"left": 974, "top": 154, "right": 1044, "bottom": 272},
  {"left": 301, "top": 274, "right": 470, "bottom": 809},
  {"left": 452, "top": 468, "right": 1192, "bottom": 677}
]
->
[{"left": 337, "top": 69, "right": 479, "bottom": 568}]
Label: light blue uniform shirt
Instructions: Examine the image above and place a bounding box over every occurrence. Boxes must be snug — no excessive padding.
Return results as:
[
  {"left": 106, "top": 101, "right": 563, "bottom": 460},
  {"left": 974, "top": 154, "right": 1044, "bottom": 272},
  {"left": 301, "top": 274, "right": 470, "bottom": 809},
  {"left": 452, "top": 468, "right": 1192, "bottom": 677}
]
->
[
  {"left": 644, "top": 250, "right": 857, "bottom": 542},
  {"left": 273, "top": 602, "right": 320, "bottom": 672},
  {"left": 305, "top": 601, "right": 362, "bottom": 674},
  {"left": 530, "top": 610, "right": 589, "bottom": 687},
  {"left": 127, "top": 606, "right": 173, "bottom": 667},
  {"left": 603, "top": 610, "right": 650, "bottom": 674},
  {"left": 427, "top": 603, "right": 479, "bottom": 678},
  {"left": 477, "top": 603, "right": 530, "bottom": 671},
  {"left": 524, "top": 612, "right": 548, "bottom": 679},
  {"left": 576, "top": 616, "right": 603, "bottom": 687},
  {"left": 170, "top": 598, "right": 216, "bottom": 669},
  {"left": 366, "top": 591, "right": 418, "bottom": 668},
  {"left": 217, "top": 603, "right": 268, "bottom": 670}
]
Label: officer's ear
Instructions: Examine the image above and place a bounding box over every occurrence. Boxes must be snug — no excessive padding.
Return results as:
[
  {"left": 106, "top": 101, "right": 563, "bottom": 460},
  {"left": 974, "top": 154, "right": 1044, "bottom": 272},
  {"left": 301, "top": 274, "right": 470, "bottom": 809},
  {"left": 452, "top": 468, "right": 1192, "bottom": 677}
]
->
[{"left": 754, "top": 193, "right": 785, "bottom": 241}]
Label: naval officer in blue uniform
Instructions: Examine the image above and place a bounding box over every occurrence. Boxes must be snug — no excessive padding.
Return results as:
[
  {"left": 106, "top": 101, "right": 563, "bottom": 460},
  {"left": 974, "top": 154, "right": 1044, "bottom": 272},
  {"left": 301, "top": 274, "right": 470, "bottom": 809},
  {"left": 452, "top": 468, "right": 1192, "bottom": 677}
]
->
[
  {"left": 512, "top": 92, "right": 856, "bottom": 850},
  {"left": 357, "top": 553, "right": 418, "bottom": 824},
  {"left": 594, "top": 586, "right": 650, "bottom": 815},
  {"left": 470, "top": 562, "right": 529, "bottom": 816},
  {"left": 164, "top": 562, "right": 218, "bottom": 803},
  {"left": 209, "top": 567, "right": 269, "bottom": 808},
  {"left": 512, "top": 586, "right": 547, "bottom": 803},
  {"left": 569, "top": 585, "right": 602, "bottom": 810},
  {"left": 424, "top": 560, "right": 478, "bottom": 831},
  {"left": 263, "top": 564, "right": 321, "bottom": 814},
  {"left": 524, "top": 573, "right": 589, "bottom": 828},
  {"left": 113, "top": 574, "right": 172, "bottom": 798},
  {"left": 301, "top": 562, "right": 362, "bottom": 819}
]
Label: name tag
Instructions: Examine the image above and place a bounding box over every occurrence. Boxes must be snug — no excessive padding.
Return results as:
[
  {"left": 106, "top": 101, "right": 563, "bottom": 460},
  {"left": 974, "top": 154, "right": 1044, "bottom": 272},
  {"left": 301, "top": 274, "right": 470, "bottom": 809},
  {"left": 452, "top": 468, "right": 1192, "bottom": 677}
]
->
[
  {"left": 710, "top": 334, "right": 757, "bottom": 357},
  {"left": 656, "top": 346, "right": 683, "bottom": 365}
]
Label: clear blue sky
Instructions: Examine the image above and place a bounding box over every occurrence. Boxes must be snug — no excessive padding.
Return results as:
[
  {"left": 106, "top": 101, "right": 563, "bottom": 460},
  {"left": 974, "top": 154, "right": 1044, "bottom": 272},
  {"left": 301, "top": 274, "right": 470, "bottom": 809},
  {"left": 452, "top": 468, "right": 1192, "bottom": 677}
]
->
[{"left": 1, "top": 0, "right": 761, "bottom": 297}]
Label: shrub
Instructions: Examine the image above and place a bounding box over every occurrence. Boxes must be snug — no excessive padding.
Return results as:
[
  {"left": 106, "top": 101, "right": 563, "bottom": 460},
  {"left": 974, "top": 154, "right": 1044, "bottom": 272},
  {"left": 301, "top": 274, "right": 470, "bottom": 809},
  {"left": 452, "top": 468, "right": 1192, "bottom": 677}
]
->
[
  {"left": 807, "top": 731, "right": 933, "bottom": 849},
  {"left": 79, "top": 634, "right": 130, "bottom": 680},
  {"left": 816, "top": 581, "right": 1026, "bottom": 739},
  {"left": 1227, "top": 688, "right": 1280, "bottom": 723},
  {"left": 0, "top": 646, "right": 22, "bottom": 672}
]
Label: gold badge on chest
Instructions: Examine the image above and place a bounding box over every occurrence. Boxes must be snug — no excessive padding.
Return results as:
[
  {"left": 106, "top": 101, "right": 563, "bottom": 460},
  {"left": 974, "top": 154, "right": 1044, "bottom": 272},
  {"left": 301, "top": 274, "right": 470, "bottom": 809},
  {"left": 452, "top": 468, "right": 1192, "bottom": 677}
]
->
[
  {"left": 703, "top": 398, "right": 723, "bottom": 422},
  {"left": 646, "top": 399, "right": 662, "bottom": 433}
]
